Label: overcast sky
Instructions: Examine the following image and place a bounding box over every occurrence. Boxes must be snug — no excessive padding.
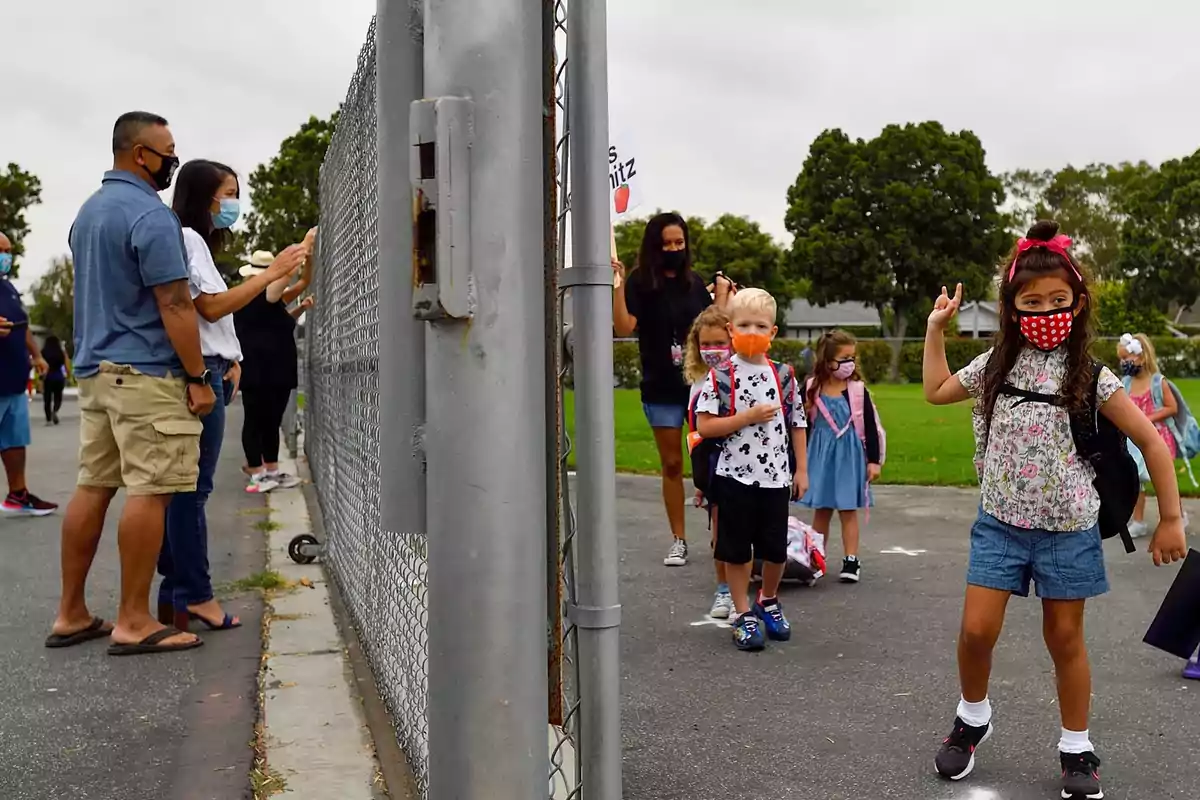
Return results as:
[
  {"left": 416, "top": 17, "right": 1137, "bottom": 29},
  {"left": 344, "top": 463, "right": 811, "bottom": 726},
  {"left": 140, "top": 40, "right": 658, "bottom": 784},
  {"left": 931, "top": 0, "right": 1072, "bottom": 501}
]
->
[{"left": 5, "top": 0, "right": 1200, "bottom": 297}]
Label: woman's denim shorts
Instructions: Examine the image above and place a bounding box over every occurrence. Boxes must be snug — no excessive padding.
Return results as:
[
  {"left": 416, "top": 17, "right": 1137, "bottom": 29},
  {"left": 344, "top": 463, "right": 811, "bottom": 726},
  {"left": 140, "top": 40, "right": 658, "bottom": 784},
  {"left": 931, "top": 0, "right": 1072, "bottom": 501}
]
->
[{"left": 642, "top": 403, "right": 687, "bottom": 429}]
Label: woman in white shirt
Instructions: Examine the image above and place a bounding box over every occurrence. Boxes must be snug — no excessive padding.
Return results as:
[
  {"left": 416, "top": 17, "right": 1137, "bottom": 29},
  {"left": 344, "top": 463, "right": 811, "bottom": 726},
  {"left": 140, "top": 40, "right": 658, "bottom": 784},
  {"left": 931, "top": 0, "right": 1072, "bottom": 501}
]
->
[{"left": 158, "top": 159, "right": 308, "bottom": 633}]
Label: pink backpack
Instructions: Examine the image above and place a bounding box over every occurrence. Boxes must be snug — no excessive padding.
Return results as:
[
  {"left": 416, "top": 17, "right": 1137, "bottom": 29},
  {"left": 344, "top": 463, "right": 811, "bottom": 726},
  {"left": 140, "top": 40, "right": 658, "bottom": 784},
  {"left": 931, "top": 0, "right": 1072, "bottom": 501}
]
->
[{"left": 806, "top": 379, "right": 887, "bottom": 465}]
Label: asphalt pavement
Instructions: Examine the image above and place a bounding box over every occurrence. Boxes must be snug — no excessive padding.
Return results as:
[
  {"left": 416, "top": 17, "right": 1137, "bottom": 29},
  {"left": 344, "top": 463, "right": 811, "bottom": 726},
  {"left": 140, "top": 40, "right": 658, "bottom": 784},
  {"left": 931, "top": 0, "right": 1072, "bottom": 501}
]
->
[
  {"left": 0, "top": 398, "right": 265, "bottom": 800},
  {"left": 615, "top": 477, "right": 1199, "bottom": 800}
]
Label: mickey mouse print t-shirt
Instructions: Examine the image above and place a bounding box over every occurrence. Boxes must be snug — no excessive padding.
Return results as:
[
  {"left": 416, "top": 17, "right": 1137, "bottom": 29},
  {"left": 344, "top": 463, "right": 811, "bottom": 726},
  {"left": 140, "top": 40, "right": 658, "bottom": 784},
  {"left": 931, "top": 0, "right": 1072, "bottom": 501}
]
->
[{"left": 694, "top": 355, "right": 807, "bottom": 488}]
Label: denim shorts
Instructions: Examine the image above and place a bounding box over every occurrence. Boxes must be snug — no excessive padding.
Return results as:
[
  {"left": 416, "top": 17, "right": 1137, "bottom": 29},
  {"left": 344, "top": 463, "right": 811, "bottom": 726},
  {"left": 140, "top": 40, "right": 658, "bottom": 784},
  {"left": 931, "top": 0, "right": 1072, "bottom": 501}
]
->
[
  {"left": 966, "top": 511, "right": 1109, "bottom": 600},
  {"left": 642, "top": 402, "right": 686, "bottom": 429},
  {"left": 0, "top": 392, "right": 31, "bottom": 451}
]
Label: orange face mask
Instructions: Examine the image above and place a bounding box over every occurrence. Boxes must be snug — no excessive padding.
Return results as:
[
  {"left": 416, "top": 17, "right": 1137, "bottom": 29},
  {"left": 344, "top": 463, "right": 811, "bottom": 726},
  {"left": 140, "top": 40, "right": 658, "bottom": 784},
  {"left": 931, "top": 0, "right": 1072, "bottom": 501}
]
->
[{"left": 731, "top": 330, "right": 771, "bottom": 358}]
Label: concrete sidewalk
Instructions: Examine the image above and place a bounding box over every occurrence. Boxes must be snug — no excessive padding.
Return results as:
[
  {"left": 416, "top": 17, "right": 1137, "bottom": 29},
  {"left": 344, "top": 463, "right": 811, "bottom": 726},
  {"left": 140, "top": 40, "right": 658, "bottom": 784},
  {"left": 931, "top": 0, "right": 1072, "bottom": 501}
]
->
[
  {"left": 257, "top": 446, "right": 385, "bottom": 799},
  {"left": 615, "top": 476, "right": 1199, "bottom": 799},
  {"left": 0, "top": 401, "right": 264, "bottom": 800}
]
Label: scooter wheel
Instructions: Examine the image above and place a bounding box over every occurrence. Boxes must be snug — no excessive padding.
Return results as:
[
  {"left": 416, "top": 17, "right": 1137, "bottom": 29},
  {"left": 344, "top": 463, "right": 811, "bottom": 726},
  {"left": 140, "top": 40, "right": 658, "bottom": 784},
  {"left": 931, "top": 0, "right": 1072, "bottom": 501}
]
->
[{"left": 288, "top": 533, "right": 319, "bottom": 564}]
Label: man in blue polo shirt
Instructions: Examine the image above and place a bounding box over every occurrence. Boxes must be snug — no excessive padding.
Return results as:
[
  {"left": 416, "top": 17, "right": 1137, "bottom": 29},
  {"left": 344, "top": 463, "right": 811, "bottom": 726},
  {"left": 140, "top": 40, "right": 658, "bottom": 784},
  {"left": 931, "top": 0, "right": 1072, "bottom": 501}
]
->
[
  {"left": 0, "top": 232, "right": 56, "bottom": 516},
  {"left": 47, "top": 111, "right": 216, "bottom": 657}
]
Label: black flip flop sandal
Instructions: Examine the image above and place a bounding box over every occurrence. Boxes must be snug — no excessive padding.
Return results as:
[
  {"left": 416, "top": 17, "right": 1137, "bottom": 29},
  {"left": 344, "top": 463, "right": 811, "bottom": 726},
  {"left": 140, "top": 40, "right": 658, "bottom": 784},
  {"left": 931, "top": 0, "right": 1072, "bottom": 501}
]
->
[
  {"left": 107, "top": 626, "right": 203, "bottom": 657},
  {"left": 44, "top": 616, "right": 112, "bottom": 649}
]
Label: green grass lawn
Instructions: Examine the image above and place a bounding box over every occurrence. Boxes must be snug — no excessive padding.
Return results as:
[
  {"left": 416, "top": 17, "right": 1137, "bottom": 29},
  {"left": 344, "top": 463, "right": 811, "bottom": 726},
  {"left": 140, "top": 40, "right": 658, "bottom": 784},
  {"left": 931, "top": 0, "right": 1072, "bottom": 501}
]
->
[{"left": 563, "top": 379, "right": 1200, "bottom": 495}]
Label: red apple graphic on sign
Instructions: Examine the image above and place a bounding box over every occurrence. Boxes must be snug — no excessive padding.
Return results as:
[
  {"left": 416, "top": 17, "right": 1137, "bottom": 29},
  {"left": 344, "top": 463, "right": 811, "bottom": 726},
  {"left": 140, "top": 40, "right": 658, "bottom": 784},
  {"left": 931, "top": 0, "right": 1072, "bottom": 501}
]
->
[{"left": 614, "top": 183, "right": 630, "bottom": 214}]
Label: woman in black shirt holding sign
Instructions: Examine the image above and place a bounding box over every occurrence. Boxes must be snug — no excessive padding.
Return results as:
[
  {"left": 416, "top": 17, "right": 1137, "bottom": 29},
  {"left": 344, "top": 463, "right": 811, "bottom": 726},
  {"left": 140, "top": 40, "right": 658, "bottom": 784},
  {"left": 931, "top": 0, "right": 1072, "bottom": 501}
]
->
[{"left": 613, "top": 212, "right": 732, "bottom": 567}]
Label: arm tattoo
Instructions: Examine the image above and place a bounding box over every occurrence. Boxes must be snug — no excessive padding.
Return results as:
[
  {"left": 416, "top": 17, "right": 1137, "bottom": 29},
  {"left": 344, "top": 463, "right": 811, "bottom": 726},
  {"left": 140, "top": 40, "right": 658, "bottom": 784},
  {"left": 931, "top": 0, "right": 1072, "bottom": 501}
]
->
[{"left": 154, "top": 279, "right": 194, "bottom": 312}]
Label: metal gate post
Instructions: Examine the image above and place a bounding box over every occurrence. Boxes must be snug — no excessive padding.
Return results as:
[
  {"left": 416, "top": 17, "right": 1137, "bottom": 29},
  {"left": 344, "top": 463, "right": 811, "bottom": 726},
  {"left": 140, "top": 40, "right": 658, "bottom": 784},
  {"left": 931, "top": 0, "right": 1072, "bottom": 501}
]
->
[
  {"left": 565, "top": 1, "right": 624, "bottom": 798},
  {"left": 377, "top": 0, "right": 426, "bottom": 539},
  {"left": 421, "top": 0, "right": 549, "bottom": 797}
]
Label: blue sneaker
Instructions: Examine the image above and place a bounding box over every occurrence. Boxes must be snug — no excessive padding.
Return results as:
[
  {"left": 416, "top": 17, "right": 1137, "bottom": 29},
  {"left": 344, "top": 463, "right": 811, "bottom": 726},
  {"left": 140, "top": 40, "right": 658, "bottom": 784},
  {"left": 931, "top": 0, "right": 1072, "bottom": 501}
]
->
[
  {"left": 732, "top": 613, "right": 765, "bottom": 651},
  {"left": 753, "top": 597, "right": 792, "bottom": 641}
]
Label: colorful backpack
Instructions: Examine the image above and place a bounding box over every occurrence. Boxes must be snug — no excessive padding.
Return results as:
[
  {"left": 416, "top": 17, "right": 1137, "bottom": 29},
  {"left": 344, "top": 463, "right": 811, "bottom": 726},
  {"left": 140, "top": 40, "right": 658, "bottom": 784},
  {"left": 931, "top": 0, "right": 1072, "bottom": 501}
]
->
[
  {"left": 806, "top": 379, "right": 887, "bottom": 465},
  {"left": 687, "top": 359, "right": 797, "bottom": 496}
]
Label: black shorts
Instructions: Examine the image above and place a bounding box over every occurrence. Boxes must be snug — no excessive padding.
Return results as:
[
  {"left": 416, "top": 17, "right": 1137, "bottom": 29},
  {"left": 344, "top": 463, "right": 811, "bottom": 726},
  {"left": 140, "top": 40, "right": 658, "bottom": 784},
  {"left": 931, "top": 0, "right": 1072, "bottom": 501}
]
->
[{"left": 711, "top": 475, "right": 789, "bottom": 565}]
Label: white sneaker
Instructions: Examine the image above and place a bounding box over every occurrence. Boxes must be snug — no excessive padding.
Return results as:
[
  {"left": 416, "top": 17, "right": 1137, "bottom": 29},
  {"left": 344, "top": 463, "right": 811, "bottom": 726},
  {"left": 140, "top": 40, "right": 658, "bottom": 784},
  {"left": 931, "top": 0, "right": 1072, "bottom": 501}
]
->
[
  {"left": 1128, "top": 520, "right": 1149, "bottom": 539},
  {"left": 246, "top": 474, "right": 279, "bottom": 494},
  {"left": 663, "top": 538, "right": 688, "bottom": 567},
  {"left": 709, "top": 590, "right": 734, "bottom": 619}
]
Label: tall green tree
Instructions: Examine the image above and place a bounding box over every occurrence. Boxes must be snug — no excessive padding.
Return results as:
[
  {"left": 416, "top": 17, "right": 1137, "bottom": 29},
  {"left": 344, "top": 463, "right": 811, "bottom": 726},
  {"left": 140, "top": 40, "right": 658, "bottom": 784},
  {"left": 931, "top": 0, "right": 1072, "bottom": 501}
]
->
[
  {"left": 28, "top": 255, "right": 74, "bottom": 347},
  {"left": 1090, "top": 280, "right": 1166, "bottom": 336},
  {"left": 691, "top": 214, "right": 791, "bottom": 324},
  {"left": 1002, "top": 161, "right": 1154, "bottom": 279},
  {"left": 1120, "top": 150, "right": 1200, "bottom": 314},
  {"left": 0, "top": 163, "right": 44, "bottom": 279},
  {"left": 786, "top": 122, "right": 1008, "bottom": 378},
  {"left": 212, "top": 229, "right": 250, "bottom": 286},
  {"left": 245, "top": 113, "right": 338, "bottom": 255}
]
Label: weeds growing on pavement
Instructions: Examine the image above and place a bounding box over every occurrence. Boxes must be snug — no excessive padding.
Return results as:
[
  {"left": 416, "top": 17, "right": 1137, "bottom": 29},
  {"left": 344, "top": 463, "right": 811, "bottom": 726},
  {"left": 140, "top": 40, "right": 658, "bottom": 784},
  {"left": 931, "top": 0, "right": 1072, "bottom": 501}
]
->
[
  {"left": 254, "top": 519, "right": 282, "bottom": 533},
  {"left": 227, "top": 570, "right": 290, "bottom": 593}
]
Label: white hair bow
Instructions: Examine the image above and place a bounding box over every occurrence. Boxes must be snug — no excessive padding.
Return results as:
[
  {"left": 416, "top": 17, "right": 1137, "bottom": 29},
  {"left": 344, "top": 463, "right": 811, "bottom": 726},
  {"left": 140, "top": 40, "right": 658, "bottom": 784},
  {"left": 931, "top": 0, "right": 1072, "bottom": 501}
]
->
[{"left": 1119, "top": 333, "right": 1143, "bottom": 356}]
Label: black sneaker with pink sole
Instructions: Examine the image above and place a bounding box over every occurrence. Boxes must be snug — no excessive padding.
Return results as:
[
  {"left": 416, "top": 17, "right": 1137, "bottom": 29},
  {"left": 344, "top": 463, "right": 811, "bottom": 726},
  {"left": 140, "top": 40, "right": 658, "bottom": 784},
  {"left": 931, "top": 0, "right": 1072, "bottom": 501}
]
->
[{"left": 2, "top": 489, "right": 58, "bottom": 517}]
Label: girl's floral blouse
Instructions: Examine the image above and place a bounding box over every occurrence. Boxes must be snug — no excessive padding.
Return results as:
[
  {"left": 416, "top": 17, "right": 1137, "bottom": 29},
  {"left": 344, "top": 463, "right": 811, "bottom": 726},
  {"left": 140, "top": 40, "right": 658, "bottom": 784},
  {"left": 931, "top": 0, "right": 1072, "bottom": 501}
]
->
[{"left": 957, "top": 347, "right": 1121, "bottom": 532}]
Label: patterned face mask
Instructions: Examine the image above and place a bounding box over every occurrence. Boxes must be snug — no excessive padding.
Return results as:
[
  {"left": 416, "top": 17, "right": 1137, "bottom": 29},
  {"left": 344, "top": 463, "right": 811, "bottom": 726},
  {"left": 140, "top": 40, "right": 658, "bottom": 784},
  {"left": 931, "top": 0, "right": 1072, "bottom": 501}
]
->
[
  {"left": 700, "top": 347, "right": 731, "bottom": 368},
  {"left": 1018, "top": 308, "right": 1074, "bottom": 351}
]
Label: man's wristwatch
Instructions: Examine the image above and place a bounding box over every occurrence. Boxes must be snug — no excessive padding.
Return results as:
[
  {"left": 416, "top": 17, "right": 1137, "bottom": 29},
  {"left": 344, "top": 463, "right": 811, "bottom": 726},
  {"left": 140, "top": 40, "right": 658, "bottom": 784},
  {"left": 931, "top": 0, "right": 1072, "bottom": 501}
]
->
[{"left": 185, "top": 369, "right": 211, "bottom": 387}]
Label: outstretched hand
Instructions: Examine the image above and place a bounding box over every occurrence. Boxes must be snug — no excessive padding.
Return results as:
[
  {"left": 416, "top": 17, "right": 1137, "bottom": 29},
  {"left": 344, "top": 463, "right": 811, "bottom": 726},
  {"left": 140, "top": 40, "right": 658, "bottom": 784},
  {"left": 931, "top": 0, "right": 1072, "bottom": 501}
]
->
[{"left": 928, "top": 283, "right": 963, "bottom": 330}]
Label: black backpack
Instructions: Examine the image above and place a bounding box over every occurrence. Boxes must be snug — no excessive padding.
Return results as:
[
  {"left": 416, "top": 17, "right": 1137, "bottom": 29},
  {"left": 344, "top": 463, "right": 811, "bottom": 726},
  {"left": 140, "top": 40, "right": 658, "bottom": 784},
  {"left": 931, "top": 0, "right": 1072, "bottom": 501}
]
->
[{"left": 998, "top": 362, "right": 1138, "bottom": 553}]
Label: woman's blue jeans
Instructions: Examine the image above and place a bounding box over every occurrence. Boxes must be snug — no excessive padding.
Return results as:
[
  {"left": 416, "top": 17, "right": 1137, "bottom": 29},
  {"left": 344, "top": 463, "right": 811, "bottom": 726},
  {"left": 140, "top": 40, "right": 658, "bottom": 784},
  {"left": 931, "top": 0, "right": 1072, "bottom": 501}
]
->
[{"left": 157, "top": 359, "right": 228, "bottom": 610}]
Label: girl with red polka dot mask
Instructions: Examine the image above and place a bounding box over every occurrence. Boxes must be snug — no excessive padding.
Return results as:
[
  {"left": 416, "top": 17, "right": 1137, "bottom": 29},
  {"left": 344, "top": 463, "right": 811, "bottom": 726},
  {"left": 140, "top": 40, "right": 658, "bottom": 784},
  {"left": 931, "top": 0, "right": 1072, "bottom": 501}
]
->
[{"left": 920, "top": 220, "right": 1188, "bottom": 798}]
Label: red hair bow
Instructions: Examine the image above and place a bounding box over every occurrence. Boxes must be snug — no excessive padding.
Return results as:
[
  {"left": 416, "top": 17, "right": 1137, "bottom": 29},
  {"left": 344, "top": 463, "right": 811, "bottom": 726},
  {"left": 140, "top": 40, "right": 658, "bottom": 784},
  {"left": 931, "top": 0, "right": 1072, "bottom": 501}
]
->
[{"left": 1008, "top": 234, "right": 1080, "bottom": 282}]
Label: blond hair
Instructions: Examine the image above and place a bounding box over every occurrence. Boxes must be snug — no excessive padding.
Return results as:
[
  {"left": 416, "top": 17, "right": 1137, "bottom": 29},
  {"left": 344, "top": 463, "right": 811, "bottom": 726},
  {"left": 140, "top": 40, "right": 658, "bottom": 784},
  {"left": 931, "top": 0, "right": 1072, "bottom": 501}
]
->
[
  {"left": 683, "top": 305, "right": 731, "bottom": 384},
  {"left": 727, "top": 287, "right": 777, "bottom": 322},
  {"left": 1134, "top": 333, "right": 1159, "bottom": 375}
]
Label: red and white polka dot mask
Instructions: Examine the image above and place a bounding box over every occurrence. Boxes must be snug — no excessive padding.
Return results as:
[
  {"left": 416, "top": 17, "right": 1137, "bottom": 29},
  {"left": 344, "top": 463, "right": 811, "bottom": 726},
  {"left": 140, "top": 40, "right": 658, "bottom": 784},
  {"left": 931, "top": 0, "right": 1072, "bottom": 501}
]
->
[{"left": 1018, "top": 309, "right": 1074, "bottom": 351}]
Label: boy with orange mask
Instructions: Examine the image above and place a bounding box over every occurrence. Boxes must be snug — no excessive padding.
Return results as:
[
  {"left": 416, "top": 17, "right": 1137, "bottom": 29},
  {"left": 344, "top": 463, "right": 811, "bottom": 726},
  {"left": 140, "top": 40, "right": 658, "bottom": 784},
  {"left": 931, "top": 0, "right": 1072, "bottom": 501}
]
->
[{"left": 694, "top": 289, "right": 809, "bottom": 650}]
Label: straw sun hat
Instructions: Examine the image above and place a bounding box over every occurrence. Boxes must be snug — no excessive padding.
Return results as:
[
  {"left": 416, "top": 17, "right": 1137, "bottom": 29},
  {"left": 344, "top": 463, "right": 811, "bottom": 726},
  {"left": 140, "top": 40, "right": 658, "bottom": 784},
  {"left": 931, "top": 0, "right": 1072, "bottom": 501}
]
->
[{"left": 238, "top": 250, "right": 275, "bottom": 278}]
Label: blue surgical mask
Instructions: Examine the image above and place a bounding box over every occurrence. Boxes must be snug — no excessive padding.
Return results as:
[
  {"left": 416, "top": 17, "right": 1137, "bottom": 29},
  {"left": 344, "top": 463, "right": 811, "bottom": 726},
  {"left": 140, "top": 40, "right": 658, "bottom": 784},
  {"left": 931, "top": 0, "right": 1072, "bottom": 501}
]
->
[
  {"left": 211, "top": 198, "right": 241, "bottom": 229},
  {"left": 0, "top": 254, "right": 11, "bottom": 275}
]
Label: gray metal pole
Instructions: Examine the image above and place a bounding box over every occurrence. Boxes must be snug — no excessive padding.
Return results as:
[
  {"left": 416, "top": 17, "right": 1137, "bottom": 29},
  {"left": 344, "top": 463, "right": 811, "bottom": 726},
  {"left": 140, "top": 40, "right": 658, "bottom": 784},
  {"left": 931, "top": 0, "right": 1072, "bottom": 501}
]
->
[
  {"left": 421, "top": 1, "right": 548, "bottom": 798},
  {"left": 376, "top": 0, "right": 426, "bottom": 549},
  {"left": 565, "top": 1, "right": 623, "bottom": 798}
]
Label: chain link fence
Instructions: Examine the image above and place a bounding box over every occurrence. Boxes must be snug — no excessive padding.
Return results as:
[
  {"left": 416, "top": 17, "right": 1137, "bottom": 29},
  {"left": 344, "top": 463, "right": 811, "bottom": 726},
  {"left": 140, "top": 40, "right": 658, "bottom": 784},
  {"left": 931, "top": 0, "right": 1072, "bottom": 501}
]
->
[
  {"left": 548, "top": 1, "right": 583, "bottom": 798},
  {"left": 305, "top": 15, "right": 431, "bottom": 796},
  {"left": 307, "top": 7, "right": 587, "bottom": 798}
]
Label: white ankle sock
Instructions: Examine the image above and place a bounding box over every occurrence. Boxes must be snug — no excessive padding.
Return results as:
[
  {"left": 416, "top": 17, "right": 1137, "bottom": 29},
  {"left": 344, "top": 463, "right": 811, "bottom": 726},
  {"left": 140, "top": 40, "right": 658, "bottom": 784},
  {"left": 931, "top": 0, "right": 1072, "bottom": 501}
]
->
[
  {"left": 1190, "top": 647, "right": 1199, "bottom": 665},
  {"left": 1058, "top": 728, "right": 1093, "bottom": 754},
  {"left": 956, "top": 696, "right": 992, "bottom": 727}
]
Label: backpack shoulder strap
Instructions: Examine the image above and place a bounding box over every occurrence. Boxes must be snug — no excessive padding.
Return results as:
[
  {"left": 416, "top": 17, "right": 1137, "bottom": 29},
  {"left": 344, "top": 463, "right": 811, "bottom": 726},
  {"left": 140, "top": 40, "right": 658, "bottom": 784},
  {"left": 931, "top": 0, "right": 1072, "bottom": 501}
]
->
[
  {"left": 769, "top": 360, "right": 794, "bottom": 427},
  {"left": 713, "top": 362, "right": 736, "bottom": 416},
  {"left": 1068, "top": 362, "right": 1104, "bottom": 462},
  {"left": 1151, "top": 372, "right": 1165, "bottom": 409},
  {"left": 847, "top": 380, "right": 867, "bottom": 441}
]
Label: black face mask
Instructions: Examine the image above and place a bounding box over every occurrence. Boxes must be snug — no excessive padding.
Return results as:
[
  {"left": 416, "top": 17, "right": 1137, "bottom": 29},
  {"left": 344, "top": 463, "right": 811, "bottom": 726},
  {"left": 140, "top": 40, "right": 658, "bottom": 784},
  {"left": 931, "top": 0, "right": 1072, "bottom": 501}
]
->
[
  {"left": 659, "top": 249, "right": 686, "bottom": 274},
  {"left": 140, "top": 146, "right": 180, "bottom": 192}
]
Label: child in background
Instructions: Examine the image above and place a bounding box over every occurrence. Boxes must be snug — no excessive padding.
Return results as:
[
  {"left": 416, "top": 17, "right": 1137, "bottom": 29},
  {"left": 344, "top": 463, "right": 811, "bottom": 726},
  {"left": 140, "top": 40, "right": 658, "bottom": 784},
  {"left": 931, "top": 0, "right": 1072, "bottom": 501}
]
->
[
  {"left": 923, "top": 221, "right": 1188, "bottom": 798},
  {"left": 694, "top": 288, "right": 808, "bottom": 651},
  {"left": 800, "top": 330, "right": 882, "bottom": 583},
  {"left": 683, "top": 305, "right": 735, "bottom": 618},
  {"left": 1117, "top": 332, "right": 1190, "bottom": 537}
]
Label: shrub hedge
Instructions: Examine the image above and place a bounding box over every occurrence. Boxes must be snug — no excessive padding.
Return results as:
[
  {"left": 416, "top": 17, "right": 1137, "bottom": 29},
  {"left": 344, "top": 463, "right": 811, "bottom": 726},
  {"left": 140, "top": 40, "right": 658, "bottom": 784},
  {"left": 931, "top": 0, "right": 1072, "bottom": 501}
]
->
[{"left": 609, "top": 336, "right": 1200, "bottom": 389}]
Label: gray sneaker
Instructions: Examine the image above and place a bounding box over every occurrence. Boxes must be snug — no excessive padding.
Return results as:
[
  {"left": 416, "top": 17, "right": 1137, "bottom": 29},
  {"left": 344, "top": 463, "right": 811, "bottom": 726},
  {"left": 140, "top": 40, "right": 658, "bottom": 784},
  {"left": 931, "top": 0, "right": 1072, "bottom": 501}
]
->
[
  {"left": 663, "top": 538, "right": 688, "bottom": 567},
  {"left": 268, "top": 472, "right": 302, "bottom": 489},
  {"left": 709, "top": 590, "right": 733, "bottom": 619}
]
